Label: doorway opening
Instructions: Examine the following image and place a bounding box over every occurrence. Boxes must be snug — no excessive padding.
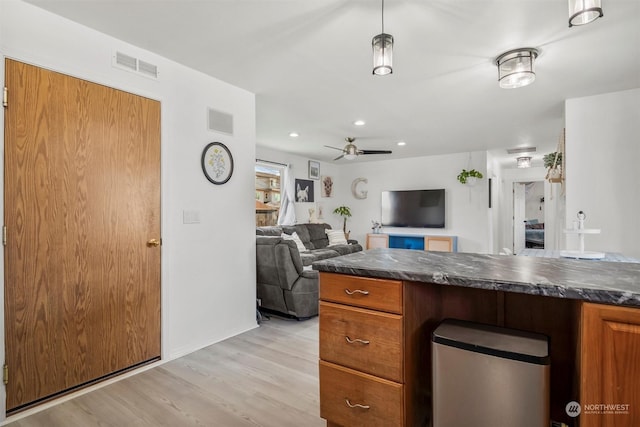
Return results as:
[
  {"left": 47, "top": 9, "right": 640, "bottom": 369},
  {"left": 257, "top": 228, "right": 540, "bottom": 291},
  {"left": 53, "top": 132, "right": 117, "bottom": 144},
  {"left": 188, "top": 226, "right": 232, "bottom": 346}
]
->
[{"left": 513, "top": 181, "right": 545, "bottom": 253}]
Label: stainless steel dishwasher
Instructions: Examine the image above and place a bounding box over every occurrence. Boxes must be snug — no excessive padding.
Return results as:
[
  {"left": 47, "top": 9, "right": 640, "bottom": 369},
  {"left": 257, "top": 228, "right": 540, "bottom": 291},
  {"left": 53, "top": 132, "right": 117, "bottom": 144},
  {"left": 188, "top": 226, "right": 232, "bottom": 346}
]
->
[{"left": 432, "top": 319, "right": 550, "bottom": 427}]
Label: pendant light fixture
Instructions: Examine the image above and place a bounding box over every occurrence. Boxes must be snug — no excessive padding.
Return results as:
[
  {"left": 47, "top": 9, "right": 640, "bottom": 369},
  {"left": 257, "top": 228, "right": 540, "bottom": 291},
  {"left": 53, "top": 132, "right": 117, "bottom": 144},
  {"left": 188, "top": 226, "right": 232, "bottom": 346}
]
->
[
  {"left": 495, "top": 48, "right": 539, "bottom": 89},
  {"left": 568, "top": 0, "right": 603, "bottom": 27},
  {"left": 372, "top": 0, "right": 393, "bottom": 75}
]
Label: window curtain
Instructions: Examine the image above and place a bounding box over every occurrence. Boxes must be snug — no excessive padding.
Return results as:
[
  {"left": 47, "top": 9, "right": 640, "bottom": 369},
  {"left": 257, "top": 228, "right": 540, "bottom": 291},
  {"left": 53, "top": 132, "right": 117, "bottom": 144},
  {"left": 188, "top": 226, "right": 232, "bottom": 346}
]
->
[{"left": 277, "top": 164, "right": 296, "bottom": 225}]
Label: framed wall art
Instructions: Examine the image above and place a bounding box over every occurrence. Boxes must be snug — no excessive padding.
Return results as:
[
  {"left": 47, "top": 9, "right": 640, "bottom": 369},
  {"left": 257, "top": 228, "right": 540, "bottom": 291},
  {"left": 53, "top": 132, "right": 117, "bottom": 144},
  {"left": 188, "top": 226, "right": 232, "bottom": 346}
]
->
[
  {"left": 295, "top": 178, "right": 315, "bottom": 202},
  {"left": 202, "top": 142, "right": 233, "bottom": 185},
  {"left": 308, "top": 160, "right": 320, "bottom": 180}
]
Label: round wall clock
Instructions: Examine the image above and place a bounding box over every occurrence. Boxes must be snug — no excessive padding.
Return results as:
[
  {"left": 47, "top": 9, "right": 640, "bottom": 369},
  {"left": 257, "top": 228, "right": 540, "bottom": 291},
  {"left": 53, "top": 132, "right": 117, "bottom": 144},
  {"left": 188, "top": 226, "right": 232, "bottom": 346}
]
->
[{"left": 201, "top": 142, "right": 233, "bottom": 185}]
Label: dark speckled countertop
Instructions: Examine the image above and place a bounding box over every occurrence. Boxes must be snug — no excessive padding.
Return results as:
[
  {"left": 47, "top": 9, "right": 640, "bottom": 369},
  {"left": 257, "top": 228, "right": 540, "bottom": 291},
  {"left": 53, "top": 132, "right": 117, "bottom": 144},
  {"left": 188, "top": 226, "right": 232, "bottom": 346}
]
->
[{"left": 313, "top": 248, "right": 640, "bottom": 307}]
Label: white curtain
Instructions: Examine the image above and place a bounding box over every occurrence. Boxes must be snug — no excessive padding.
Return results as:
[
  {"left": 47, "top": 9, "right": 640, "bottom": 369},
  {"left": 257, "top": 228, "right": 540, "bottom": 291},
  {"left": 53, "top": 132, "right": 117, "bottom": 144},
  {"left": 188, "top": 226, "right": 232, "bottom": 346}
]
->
[{"left": 277, "top": 164, "right": 296, "bottom": 225}]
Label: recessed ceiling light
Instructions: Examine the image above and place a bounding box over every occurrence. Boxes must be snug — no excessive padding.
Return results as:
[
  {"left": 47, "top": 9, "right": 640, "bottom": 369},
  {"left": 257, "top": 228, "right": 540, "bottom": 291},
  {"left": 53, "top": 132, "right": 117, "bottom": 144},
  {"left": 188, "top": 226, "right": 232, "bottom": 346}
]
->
[
  {"left": 353, "top": 120, "right": 366, "bottom": 126},
  {"left": 289, "top": 132, "right": 299, "bottom": 137},
  {"left": 397, "top": 141, "right": 406, "bottom": 146}
]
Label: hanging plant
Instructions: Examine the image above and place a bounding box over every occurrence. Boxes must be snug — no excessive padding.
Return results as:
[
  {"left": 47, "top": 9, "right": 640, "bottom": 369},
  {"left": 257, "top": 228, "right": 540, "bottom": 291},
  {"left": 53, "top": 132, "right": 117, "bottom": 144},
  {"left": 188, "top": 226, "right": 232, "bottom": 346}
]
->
[
  {"left": 457, "top": 169, "right": 483, "bottom": 184},
  {"left": 543, "top": 152, "right": 563, "bottom": 169},
  {"left": 544, "top": 152, "right": 563, "bottom": 183}
]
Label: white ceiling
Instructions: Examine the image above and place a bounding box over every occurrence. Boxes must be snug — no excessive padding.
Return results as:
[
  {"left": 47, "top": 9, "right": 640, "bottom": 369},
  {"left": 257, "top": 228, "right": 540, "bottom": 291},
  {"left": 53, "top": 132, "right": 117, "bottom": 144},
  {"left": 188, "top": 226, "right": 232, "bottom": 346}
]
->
[{"left": 25, "top": 0, "right": 640, "bottom": 166}]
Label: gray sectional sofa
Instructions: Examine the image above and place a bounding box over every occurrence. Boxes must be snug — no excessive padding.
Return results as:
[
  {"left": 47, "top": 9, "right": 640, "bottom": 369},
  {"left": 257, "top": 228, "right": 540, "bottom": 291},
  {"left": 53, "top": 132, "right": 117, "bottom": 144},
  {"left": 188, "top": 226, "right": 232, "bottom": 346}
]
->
[{"left": 256, "top": 223, "right": 363, "bottom": 319}]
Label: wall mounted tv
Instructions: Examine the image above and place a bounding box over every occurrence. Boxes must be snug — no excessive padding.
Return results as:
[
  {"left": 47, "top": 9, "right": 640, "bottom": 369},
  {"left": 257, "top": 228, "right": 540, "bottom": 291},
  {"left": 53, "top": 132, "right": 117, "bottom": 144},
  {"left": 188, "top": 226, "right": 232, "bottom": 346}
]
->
[{"left": 381, "top": 189, "right": 445, "bottom": 228}]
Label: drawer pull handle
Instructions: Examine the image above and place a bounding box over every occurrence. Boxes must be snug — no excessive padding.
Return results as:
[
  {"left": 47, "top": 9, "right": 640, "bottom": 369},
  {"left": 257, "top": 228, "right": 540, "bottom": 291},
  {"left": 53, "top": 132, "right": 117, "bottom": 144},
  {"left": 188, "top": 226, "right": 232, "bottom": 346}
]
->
[
  {"left": 345, "top": 336, "right": 370, "bottom": 345},
  {"left": 345, "top": 399, "right": 370, "bottom": 410},
  {"left": 344, "top": 289, "right": 369, "bottom": 296}
]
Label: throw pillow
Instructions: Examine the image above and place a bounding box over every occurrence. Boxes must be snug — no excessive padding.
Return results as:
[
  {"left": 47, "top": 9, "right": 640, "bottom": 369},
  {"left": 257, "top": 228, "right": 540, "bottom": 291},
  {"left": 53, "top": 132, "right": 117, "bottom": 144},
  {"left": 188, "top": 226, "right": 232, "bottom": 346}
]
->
[
  {"left": 325, "top": 229, "right": 348, "bottom": 246},
  {"left": 282, "top": 232, "right": 308, "bottom": 253}
]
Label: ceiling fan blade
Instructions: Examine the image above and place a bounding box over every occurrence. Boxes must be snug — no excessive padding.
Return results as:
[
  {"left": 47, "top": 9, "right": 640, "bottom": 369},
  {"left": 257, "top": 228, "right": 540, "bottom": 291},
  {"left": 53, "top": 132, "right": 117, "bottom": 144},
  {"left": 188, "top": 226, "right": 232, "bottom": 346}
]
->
[
  {"left": 333, "top": 154, "right": 344, "bottom": 161},
  {"left": 324, "top": 145, "right": 345, "bottom": 152},
  {"left": 360, "top": 150, "right": 392, "bottom": 155}
]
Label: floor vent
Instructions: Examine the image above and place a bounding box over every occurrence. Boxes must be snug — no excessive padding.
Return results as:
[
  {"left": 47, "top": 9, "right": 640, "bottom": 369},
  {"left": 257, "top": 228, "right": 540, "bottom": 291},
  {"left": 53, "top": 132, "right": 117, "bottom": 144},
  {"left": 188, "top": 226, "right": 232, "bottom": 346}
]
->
[
  {"left": 208, "top": 108, "right": 234, "bottom": 135},
  {"left": 113, "top": 51, "right": 159, "bottom": 79}
]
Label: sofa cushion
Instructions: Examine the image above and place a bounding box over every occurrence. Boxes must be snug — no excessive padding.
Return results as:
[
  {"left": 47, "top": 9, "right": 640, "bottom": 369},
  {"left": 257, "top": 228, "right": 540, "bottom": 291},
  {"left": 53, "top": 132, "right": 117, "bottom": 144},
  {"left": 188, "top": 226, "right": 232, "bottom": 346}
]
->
[
  {"left": 282, "top": 225, "right": 312, "bottom": 250},
  {"left": 300, "top": 248, "right": 341, "bottom": 266},
  {"left": 327, "top": 243, "right": 363, "bottom": 256},
  {"left": 282, "top": 232, "right": 307, "bottom": 253},
  {"left": 256, "top": 226, "right": 283, "bottom": 236},
  {"left": 305, "top": 223, "right": 332, "bottom": 249},
  {"left": 326, "top": 229, "right": 348, "bottom": 246}
]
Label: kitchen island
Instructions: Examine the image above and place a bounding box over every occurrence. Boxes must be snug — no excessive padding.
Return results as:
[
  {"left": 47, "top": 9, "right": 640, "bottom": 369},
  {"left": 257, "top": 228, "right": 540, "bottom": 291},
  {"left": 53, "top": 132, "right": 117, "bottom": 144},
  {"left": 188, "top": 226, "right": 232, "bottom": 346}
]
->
[{"left": 313, "top": 248, "right": 640, "bottom": 427}]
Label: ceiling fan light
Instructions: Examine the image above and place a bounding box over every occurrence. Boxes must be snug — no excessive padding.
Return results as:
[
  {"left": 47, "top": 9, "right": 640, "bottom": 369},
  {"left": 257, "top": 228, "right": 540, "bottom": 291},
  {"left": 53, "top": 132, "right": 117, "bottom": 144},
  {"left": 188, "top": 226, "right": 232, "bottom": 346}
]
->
[
  {"left": 372, "top": 33, "right": 393, "bottom": 75},
  {"left": 495, "top": 48, "right": 539, "bottom": 89},
  {"left": 568, "top": 0, "right": 603, "bottom": 27},
  {"left": 344, "top": 153, "right": 357, "bottom": 160}
]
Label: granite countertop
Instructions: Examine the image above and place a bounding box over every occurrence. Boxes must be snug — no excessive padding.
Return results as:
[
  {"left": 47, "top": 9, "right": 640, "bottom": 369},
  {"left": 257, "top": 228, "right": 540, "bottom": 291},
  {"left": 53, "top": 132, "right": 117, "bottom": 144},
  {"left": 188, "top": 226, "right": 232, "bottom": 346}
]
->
[{"left": 313, "top": 248, "right": 640, "bottom": 307}]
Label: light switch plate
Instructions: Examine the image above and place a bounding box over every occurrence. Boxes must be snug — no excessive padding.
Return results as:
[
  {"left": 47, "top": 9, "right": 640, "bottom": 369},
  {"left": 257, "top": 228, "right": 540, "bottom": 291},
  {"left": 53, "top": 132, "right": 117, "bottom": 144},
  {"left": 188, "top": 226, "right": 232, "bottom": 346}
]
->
[{"left": 183, "top": 210, "right": 201, "bottom": 224}]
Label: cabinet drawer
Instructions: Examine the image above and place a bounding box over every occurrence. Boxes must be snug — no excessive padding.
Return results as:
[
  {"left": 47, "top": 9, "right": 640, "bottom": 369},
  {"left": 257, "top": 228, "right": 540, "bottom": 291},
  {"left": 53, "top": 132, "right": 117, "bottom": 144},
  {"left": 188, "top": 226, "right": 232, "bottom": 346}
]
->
[
  {"left": 320, "top": 301, "right": 403, "bottom": 382},
  {"left": 319, "top": 272, "right": 403, "bottom": 314},
  {"left": 320, "top": 360, "right": 403, "bottom": 427}
]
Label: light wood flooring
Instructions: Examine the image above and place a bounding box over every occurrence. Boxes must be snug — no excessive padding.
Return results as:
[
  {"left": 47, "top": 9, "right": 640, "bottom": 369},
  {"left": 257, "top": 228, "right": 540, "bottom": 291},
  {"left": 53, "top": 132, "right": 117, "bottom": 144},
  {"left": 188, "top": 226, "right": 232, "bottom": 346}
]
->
[{"left": 5, "top": 315, "right": 324, "bottom": 427}]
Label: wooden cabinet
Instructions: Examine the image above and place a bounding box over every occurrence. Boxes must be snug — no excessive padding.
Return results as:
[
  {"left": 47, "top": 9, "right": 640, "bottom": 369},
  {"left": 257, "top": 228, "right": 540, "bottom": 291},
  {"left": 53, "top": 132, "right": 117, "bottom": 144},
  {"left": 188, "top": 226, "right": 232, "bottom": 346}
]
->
[
  {"left": 580, "top": 302, "right": 640, "bottom": 427},
  {"left": 424, "top": 235, "right": 457, "bottom": 252},
  {"left": 319, "top": 272, "right": 431, "bottom": 427},
  {"left": 366, "top": 233, "right": 389, "bottom": 249}
]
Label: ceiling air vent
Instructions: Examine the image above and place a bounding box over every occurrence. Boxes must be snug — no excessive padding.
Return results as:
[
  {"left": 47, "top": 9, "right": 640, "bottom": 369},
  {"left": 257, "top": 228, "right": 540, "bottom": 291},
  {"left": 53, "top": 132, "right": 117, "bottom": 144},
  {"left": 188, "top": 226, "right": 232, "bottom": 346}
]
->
[
  {"left": 506, "top": 146, "right": 536, "bottom": 154},
  {"left": 208, "top": 108, "right": 234, "bottom": 135},
  {"left": 113, "top": 51, "right": 159, "bottom": 79}
]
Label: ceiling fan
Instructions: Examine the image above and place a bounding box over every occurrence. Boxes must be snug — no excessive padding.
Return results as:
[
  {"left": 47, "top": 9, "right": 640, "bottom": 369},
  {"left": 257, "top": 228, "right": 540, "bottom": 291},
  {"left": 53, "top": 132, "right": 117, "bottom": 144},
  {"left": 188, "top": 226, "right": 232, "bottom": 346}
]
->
[{"left": 325, "top": 137, "right": 392, "bottom": 160}]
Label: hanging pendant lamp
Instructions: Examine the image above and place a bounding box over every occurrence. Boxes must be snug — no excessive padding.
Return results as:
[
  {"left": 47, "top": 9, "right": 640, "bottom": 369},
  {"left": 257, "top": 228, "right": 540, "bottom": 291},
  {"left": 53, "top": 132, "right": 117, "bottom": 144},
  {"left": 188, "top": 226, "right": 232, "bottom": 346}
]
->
[
  {"left": 495, "top": 48, "right": 539, "bottom": 89},
  {"left": 372, "top": 0, "right": 393, "bottom": 75},
  {"left": 568, "top": 0, "right": 603, "bottom": 27}
]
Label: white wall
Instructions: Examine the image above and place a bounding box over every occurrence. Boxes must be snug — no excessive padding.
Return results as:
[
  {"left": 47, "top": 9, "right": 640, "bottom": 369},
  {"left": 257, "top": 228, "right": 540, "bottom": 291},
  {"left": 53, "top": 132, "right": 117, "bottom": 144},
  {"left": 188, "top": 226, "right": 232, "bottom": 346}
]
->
[
  {"left": 0, "top": 1, "right": 257, "bottom": 416},
  {"left": 565, "top": 88, "right": 640, "bottom": 258}
]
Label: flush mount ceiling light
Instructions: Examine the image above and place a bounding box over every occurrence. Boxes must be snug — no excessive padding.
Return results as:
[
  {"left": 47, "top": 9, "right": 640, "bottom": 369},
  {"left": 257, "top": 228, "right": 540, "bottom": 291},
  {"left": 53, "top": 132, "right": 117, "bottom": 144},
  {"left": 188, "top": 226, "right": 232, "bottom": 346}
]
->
[
  {"left": 568, "top": 0, "right": 603, "bottom": 27},
  {"left": 495, "top": 48, "right": 539, "bottom": 89},
  {"left": 353, "top": 120, "right": 366, "bottom": 126},
  {"left": 372, "top": 0, "right": 393, "bottom": 75},
  {"left": 517, "top": 156, "right": 532, "bottom": 168},
  {"left": 288, "top": 132, "right": 299, "bottom": 138}
]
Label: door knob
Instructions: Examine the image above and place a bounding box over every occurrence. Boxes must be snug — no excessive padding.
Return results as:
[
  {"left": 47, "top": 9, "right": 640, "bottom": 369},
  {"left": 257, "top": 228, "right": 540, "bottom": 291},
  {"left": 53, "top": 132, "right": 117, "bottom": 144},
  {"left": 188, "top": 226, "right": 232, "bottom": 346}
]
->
[{"left": 147, "top": 238, "right": 160, "bottom": 247}]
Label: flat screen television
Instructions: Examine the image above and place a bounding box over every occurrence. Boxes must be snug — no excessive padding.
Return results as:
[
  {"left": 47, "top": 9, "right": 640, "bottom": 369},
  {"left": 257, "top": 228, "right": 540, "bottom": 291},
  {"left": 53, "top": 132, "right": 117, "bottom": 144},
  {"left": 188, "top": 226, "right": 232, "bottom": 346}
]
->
[{"left": 381, "top": 189, "right": 445, "bottom": 228}]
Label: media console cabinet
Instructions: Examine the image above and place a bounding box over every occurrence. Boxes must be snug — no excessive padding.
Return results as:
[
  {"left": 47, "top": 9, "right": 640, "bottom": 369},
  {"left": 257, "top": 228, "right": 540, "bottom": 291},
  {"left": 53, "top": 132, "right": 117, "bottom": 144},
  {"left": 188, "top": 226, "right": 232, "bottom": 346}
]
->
[
  {"left": 366, "top": 233, "right": 458, "bottom": 252},
  {"left": 314, "top": 248, "right": 640, "bottom": 427}
]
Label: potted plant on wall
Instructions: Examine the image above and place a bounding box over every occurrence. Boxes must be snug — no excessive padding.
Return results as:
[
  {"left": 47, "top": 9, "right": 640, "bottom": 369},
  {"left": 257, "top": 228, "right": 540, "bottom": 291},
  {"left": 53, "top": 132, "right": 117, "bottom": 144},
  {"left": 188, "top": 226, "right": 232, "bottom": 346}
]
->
[
  {"left": 544, "top": 151, "right": 563, "bottom": 183},
  {"left": 457, "top": 169, "right": 483, "bottom": 185},
  {"left": 333, "top": 206, "right": 352, "bottom": 239}
]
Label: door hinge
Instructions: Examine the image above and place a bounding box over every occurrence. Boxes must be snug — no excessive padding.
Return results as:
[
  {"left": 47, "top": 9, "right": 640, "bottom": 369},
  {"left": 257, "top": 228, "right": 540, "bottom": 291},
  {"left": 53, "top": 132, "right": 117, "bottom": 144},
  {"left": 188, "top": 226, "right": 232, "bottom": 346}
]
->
[
  {"left": 3, "top": 364, "right": 8, "bottom": 385},
  {"left": 2, "top": 225, "right": 6, "bottom": 246},
  {"left": 3, "top": 87, "right": 7, "bottom": 108}
]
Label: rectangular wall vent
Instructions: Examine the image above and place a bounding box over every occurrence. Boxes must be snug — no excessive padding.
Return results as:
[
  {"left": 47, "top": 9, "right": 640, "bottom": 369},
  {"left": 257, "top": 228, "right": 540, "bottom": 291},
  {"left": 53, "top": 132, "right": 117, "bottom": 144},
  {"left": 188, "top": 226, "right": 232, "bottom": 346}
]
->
[
  {"left": 113, "top": 51, "right": 159, "bottom": 79},
  {"left": 506, "top": 146, "right": 536, "bottom": 154},
  {"left": 138, "top": 60, "right": 158, "bottom": 78},
  {"left": 208, "top": 108, "right": 234, "bottom": 135},
  {"left": 115, "top": 52, "right": 137, "bottom": 71}
]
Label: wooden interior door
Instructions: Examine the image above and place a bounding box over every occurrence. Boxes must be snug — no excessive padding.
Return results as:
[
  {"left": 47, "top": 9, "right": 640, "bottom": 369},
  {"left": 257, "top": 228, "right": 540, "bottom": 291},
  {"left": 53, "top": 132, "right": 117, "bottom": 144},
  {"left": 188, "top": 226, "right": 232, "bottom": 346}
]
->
[{"left": 4, "top": 59, "right": 161, "bottom": 412}]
